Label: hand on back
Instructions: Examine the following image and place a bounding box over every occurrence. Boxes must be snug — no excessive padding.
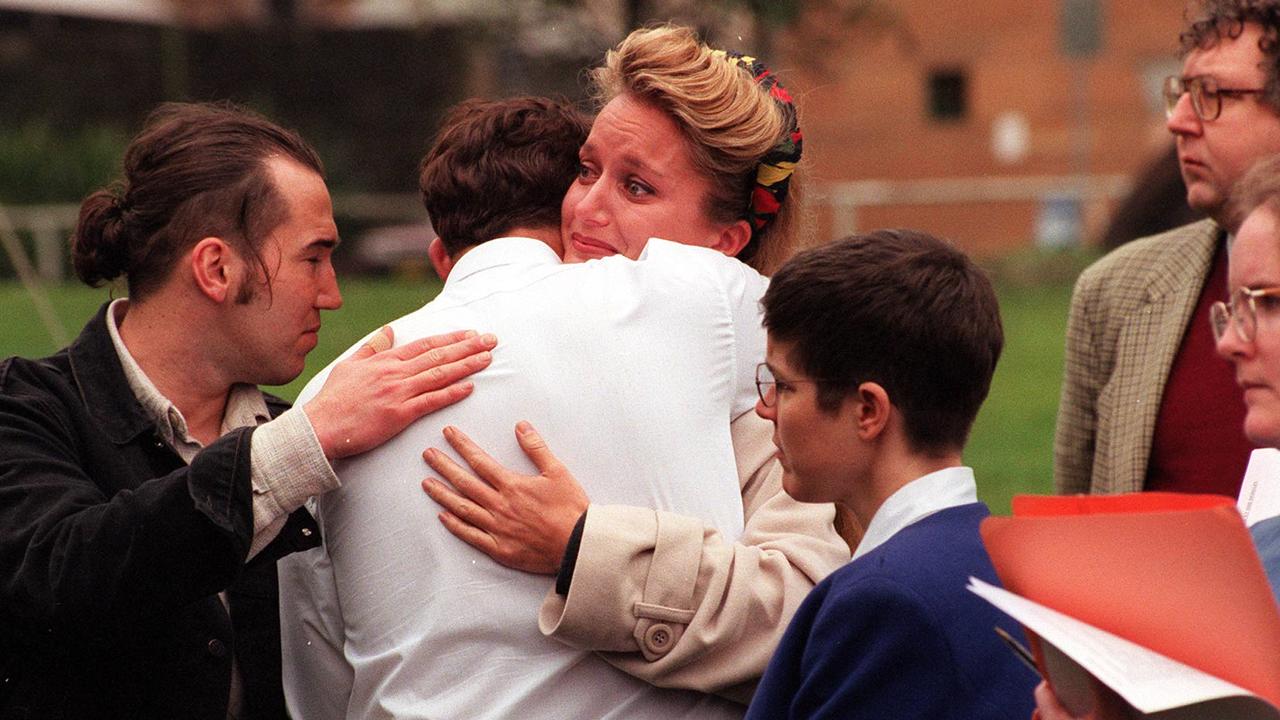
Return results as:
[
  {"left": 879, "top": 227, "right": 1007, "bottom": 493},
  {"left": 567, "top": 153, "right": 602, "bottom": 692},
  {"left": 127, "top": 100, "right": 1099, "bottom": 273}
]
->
[{"left": 304, "top": 326, "right": 496, "bottom": 460}]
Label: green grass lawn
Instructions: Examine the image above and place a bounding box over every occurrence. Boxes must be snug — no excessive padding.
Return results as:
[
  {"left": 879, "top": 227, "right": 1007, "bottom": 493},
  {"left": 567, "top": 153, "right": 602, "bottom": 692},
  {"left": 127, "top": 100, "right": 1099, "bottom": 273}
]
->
[
  {"left": 0, "top": 274, "right": 1073, "bottom": 514},
  {"left": 967, "top": 282, "right": 1072, "bottom": 512}
]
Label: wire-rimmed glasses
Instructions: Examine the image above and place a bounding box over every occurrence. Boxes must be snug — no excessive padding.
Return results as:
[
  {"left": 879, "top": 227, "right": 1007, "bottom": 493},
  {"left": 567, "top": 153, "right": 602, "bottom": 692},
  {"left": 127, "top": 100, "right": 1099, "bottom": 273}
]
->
[{"left": 1210, "top": 285, "right": 1280, "bottom": 343}]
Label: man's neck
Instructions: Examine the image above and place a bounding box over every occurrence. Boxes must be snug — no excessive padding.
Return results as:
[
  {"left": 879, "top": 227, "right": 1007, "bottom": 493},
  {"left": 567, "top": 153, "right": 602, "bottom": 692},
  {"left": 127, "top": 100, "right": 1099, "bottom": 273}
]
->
[
  {"left": 446, "top": 226, "right": 564, "bottom": 270},
  {"left": 117, "top": 299, "right": 232, "bottom": 445},
  {"left": 504, "top": 225, "right": 561, "bottom": 249},
  {"left": 1209, "top": 209, "right": 1233, "bottom": 235}
]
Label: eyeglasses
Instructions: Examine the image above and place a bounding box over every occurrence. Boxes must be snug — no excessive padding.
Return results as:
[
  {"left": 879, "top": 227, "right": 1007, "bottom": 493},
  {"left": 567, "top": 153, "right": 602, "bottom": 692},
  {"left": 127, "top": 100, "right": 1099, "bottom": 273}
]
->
[
  {"left": 755, "top": 362, "right": 831, "bottom": 408},
  {"left": 1163, "top": 75, "right": 1266, "bottom": 122},
  {"left": 1210, "top": 285, "right": 1280, "bottom": 343}
]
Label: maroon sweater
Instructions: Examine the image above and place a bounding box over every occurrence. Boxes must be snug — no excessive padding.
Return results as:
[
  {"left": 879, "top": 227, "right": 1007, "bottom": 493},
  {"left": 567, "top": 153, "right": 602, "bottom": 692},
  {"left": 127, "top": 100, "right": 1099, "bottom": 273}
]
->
[{"left": 1146, "top": 243, "right": 1254, "bottom": 496}]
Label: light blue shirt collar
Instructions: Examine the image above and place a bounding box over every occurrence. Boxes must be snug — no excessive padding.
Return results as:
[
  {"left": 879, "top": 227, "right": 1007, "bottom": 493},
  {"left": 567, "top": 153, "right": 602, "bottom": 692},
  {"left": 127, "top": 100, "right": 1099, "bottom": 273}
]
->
[{"left": 852, "top": 465, "right": 978, "bottom": 561}]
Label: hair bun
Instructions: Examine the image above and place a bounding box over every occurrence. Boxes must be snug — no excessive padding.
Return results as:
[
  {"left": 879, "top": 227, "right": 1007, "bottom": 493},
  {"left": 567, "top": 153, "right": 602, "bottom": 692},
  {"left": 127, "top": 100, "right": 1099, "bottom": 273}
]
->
[{"left": 71, "top": 189, "right": 132, "bottom": 286}]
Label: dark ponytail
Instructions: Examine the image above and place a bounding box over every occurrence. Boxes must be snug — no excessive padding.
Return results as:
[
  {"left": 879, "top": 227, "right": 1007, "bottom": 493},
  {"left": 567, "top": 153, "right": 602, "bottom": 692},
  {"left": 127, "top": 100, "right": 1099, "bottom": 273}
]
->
[
  {"left": 71, "top": 189, "right": 133, "bottom": 287},
  {"left": 70, "top": 101, "right": 323, "bottom": 301}
]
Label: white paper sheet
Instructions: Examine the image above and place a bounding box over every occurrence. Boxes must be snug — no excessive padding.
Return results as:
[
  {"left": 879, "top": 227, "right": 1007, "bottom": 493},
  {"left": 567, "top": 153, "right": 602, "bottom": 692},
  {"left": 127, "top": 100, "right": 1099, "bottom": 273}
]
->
[
  {"left": 967, "top": 578, "right": 1279, "bottom": 718},
  {"left": 1239, "top": 448, "right": 1280, "bottom": 528}
]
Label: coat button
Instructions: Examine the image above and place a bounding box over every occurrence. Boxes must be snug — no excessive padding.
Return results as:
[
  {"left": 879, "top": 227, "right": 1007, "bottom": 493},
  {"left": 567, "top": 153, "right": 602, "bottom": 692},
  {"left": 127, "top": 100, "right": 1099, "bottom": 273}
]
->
[
  {"left": 643, "top": 623, "right": 674, "bottom": 654},
  {"left": 207, "top": 639, "right": 228, "bottom": 658}
]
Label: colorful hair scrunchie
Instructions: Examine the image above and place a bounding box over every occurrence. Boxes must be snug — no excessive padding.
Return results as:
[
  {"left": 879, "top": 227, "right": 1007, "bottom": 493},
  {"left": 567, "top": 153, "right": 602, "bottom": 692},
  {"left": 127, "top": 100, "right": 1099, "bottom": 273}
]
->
[{"left": 711, "top": 49, "right": 803, "bottom": 238}]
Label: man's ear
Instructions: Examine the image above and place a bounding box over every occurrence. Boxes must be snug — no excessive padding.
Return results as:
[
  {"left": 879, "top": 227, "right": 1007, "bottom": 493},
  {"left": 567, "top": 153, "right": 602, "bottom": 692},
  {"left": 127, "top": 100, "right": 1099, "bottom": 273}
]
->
[
  {"left": 189, "top": 237, "right": 239, "bottom": 303},
  {"left": 709, "top": 219, "right": 753, "bottom": 258},
  {"left": 854, "top": 382, "right": 893, "bottom": 442},
  {"left": 428, "top": 236, "right": 454, "bottom": 280}
]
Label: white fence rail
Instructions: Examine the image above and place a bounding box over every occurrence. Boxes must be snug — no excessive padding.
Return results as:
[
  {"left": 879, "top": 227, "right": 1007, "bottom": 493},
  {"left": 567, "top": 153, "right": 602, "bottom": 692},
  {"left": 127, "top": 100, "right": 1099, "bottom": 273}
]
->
[
  {"left": 0, "top": 193, "right": 429, "bottom": 283},
  {"left": 3, "top": 175, "right": 1136, "bottom": 283},
  {"left": 820, "top": 173, "right": 1133, "bottom": 241},
  {"left": 2, "top": 203, "right": 81, "bottom": 282}
]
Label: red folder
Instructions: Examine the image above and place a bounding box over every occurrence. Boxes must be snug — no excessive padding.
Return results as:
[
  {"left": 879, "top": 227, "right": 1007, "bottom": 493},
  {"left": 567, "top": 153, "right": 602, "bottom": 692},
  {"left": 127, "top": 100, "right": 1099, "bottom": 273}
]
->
[{"left": 981, "top": 493, "right": 1280, "bottom": 707}]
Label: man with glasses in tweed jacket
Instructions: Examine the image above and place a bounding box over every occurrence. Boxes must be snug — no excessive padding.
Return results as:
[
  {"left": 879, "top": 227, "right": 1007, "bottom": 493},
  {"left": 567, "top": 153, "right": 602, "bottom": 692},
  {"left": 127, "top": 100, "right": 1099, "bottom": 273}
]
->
[{"left": 1056, "top": 0, "right": 1280, "bottom": 497}]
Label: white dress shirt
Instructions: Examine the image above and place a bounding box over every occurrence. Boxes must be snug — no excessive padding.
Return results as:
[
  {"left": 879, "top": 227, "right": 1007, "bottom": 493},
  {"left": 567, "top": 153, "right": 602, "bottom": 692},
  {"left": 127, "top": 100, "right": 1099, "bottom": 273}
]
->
[
  {"left": 852, "top": 465, "right": 979, "bottom": 561},
  {"left": 278, "top": 237, "right": 764, "bottom": 719}
]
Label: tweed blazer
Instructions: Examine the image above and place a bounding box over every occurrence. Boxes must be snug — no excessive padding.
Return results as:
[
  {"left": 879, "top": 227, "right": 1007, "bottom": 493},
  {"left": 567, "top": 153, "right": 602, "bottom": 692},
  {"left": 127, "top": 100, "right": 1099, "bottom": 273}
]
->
[{"left": 1054, "top": 219, "right": 1222, "bottom": 495}]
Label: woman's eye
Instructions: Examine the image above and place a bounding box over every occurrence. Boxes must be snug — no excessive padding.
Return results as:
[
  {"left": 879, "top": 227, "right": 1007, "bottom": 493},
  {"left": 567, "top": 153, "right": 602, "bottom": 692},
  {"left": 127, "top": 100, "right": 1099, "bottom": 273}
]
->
[
  {"left": 625, "top": 179, "right": 653, "bottom": 197},
  {"left": 1258, "top": 294, "right": 1280, "bottom": 313}
]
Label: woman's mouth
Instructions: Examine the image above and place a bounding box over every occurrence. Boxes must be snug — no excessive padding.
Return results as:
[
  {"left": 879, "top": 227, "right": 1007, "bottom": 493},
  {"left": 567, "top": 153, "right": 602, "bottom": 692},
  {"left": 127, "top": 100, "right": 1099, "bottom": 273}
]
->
[{"left": 569, "top": 233, "right": 619, "bottom": 259}]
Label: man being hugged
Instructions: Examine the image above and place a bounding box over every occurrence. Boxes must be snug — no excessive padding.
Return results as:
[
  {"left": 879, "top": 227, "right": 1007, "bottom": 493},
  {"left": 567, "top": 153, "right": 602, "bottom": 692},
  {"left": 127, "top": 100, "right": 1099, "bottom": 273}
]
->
[
  {"left": 279, "top": 96, "right": 821, "bottom": 719},
  {"left": 746, "top": 230, "right": 1038, "bottom": 720}
]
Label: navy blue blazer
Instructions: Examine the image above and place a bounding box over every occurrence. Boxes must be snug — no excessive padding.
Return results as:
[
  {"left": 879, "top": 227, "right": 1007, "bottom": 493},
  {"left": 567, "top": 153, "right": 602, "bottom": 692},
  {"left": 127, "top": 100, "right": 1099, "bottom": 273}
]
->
[{"left": 746, "top": 503, "right": 1038, "bottom": 720}]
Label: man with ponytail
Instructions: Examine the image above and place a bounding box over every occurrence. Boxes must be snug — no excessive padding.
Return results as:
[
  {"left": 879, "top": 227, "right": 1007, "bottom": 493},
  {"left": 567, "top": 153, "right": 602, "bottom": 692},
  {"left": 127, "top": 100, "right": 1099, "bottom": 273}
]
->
[{"left": 0, "top": 102, "right": 490, "bottom": 719}]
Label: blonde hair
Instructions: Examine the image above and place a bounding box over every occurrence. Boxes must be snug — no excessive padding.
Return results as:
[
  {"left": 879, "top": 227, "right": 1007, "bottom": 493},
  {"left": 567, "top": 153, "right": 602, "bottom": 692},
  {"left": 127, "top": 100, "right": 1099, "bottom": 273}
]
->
[
  {"left": 1232, "top": 154, "right": 1280, "bottom": 230},
  {"left": 591, "top": 25, "right": 805, "bottom": 274}
]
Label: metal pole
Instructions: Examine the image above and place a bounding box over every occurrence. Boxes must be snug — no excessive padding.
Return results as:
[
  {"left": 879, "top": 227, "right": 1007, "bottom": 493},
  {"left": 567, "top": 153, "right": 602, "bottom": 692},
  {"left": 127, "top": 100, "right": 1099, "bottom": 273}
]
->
[{"left": 0, "top": 204, "right": 68, "bottom": 349}]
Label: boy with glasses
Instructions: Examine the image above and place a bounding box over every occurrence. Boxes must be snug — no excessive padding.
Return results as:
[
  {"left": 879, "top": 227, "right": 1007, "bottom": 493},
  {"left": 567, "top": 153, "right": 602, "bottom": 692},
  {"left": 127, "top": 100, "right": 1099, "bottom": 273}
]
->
[{"left": 745, "top": 230, "right": 1038, "bottom": 720}]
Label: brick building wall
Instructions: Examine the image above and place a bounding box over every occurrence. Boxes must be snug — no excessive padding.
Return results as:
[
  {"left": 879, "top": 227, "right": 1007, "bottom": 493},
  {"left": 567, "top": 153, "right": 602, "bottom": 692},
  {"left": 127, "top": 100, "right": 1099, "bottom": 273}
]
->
[{"left": 778, "top": 0, "right": 1189, "bottom": 254}]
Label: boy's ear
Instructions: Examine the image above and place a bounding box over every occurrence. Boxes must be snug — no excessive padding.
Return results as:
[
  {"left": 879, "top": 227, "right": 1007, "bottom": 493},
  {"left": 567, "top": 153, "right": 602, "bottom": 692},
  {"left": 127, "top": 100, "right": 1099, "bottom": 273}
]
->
[
  {"left": 854, "top": 382, "right": 893, "bottom": 442},
  {"left": 428, "top": 236, "right": 454, "bottom": 280}
]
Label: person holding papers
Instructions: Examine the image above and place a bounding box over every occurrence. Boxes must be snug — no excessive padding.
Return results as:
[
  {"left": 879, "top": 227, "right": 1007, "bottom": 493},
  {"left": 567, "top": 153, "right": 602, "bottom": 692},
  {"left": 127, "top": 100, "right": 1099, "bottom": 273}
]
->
[
  {"left": 743, "top": 230, "right": 1039, "bottom": 720},
  {"left": 1032, "top": 150, "right": 1280, "bottom": 720}
]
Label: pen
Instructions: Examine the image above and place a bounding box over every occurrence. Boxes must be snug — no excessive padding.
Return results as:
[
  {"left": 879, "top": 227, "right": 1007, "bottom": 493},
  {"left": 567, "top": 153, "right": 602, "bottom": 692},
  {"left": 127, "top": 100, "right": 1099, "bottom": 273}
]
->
[{"left": 994, "top": 626, "right": 1041, "bottom": 678}]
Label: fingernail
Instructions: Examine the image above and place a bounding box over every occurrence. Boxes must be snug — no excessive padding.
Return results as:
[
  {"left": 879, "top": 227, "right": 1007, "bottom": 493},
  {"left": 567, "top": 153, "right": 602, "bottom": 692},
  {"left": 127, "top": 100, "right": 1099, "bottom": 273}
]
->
[
  {"left": 516, "top": 421, "right": 533, "bottom": 435},
  {"left": 443, "top": 426, "right": 456, "bottom": 438},
  {"left": 481, "top": 333, "right": 497, "bottom": 347},
  {"left": 477, "top": 351, "right": 492, "bottom": 363},
  {"left": 464, "top": 330, "right": 477, "bottom": 338}
]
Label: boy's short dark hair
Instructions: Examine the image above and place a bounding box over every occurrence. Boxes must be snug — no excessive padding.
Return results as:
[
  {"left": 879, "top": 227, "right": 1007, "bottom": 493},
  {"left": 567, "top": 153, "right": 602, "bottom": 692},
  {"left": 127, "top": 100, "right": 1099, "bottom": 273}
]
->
[
  {"left": 762, "top": 229, "right": 1004, "bottom": 454},
  {"left": 418, "top": 96, "right": 589, "bottom": 256}
]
